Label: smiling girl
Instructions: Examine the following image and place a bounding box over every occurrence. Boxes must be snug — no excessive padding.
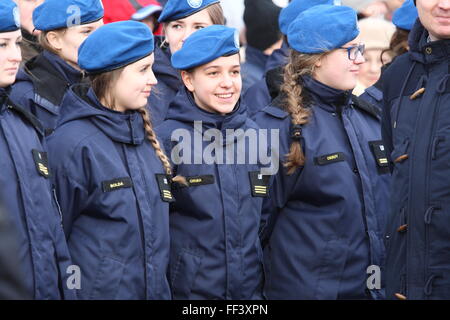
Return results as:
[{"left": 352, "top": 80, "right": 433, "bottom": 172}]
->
[
  {"left": 156, "top": 25, "right": 267, "bottom": 300},
  {"left": 9, "top": 0, "right": 104, "bottom": 134},
  {"left": 254, "top": 5, "right": 390, "bottom": 300},
  {"left": 46, "top": 21, "right": 185, "bottom": 300}
]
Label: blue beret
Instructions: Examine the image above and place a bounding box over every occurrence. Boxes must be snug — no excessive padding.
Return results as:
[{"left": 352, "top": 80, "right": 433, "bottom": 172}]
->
[
  {"left": 33, "top": 0, "right": 104, "bottom": 32},
  {"left": 0, "top": 0, "right": 20, "bottom": 33},
  {"left": 171, "top": 25, "right": 239, "bottom": 70},
  {"left": 279, "top": 0, "right": 340, "bottom": 35},
  {"left": 392, "top": 0, "right": 418, "bottom": 31},
  {"left": 287, "top": 5, "right": 359, "bottom": 54},
  {"left": 158, "top": 0, "right": 220, "bottom": 23},
  {"left": 78, "top": 21, "right": 154, "bottom": 74}
]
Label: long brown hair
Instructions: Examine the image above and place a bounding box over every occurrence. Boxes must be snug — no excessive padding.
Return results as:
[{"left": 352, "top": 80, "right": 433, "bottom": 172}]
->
[
  {"left": 281, "top": 50, "right": 327, "bottom": 175},
  {"left": 91, "top": 68, "right": 186, "bottom": 184}
]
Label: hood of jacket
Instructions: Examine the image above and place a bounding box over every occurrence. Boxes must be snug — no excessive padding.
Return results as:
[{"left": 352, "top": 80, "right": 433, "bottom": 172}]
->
[{"left": 57, "top": 84, "right": 145, "bottom": 145}]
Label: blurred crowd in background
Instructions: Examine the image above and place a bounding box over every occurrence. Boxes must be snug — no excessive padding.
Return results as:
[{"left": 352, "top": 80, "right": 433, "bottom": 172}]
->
[{"left": 16, "top": 0, "right": 407, "bottom": 100}]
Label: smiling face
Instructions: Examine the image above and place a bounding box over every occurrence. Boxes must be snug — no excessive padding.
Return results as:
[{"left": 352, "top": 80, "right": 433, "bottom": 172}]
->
[
  {"left": 313, "top": 36, "right": 365, "bottom": 91},
  {"left": 163, "top": 9, "right": 213, "bottom": 54},
  {"left": 45, "top": 19, "right": 104, "bottom": 70},
  {"left": 107, "top": 54, "right": 158, "bottom": 112},
  {"left": 0, "top": 30, "right": 22, "bottom": 88},
  {"left": 417, "top": 0, "right": 450, "bottom": 40},
  {"left": 181, "top": 54, "right": 242, "bottom": 115}
]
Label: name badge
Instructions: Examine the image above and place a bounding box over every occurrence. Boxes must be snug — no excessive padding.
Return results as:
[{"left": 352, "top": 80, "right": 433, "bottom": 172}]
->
[{"left": 102, "top": 177, "right": 133, "bottom": 192}]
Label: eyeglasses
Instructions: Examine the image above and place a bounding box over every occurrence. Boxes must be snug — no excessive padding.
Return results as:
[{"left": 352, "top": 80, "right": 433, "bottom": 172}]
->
[{"left": 339, "top": 44, "right": 365, "bottom": 61}]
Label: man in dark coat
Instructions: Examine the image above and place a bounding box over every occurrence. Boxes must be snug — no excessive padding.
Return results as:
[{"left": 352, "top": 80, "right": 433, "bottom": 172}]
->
[{"left": 382, "top": 0, "right": 450, "bottom": 300}]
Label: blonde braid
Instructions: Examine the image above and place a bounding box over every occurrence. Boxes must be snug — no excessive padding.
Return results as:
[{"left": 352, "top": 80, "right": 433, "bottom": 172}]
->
[
  {"left": 138, "top": 107, "right": 187, "bottom": 185},
  {"left": 281, "top": 50, "right": 325, "bottom": 175}
]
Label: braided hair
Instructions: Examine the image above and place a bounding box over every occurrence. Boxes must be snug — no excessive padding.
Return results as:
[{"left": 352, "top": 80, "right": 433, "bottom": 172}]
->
[{"left": 281, "top": 49, "right": 326, "bottom": 174}]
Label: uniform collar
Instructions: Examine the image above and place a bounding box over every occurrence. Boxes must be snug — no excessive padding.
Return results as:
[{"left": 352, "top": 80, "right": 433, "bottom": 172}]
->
[
  {"left": 409, "top": 19, "right": 450, "bottom": 65},
  {"left": 0, "top": 86, "right": 11, "bottom": 110},
  {"left": 166, "top": 87, "right": 247, "bottom": 132},
  {"left": 85, "top": 88, "right": 146, "bottom": 145},
  {"left": 301, "top": 75, "right": 352, "bottom": 113},
  {"left": 42, "top": 50, "right": 83, "bottom": 85}
]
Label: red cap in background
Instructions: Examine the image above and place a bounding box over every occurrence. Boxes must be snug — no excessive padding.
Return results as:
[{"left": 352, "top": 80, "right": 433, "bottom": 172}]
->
[{"left": 103, "top": 0, "right": 163, "bottom": 34}]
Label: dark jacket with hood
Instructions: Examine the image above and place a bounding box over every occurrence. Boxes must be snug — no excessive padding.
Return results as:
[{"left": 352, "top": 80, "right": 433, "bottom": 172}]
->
[
  {"left": 47, "top": 85, "right": 172, "bottom": 300},
  {"left": 254, "top": 76, "right": 390, "bottom": 300},
  {"left": 382, "top": 19, "right": 450, "bottom": 300},
  {"left": 156, "top": 88, "right": 266, "bottom": 300},
  {"left": 0, "top": 86, "right": 75, "bottom": 300},
  {"left": 9, "top": 50, "right": 84, "bottom": 135}
]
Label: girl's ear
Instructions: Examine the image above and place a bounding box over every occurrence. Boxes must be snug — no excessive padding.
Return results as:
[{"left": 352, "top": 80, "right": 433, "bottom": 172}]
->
[
  {"left": 181, "top": 70, "right": 195, "bottom": 92},
  {"left": 46, "top": 31, "right": 63, "bottom": 51},
  {"left": 314, "top": 57, "right": 322, "bottom": 68}
]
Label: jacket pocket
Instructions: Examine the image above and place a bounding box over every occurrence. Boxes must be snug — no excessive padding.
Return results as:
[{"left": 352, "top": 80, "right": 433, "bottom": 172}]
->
[
  {"left": 170, "top": 249, "right": 203, "bottom": 299},
  {"left": 89, "top": 256, "right": 125, "bottom": 300},
  {"left": 314, "top": 239, "right": 349, "bottom": 300}
]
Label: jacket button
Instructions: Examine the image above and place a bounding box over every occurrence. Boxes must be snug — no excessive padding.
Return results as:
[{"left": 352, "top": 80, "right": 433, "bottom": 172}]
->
[
  {"left": 353, "top": 168, "right": 359, "bottom": 174},
  {"left": 394, "top": 154, "right": 409, "bottom": 163},
  {"left": 397, "top": 224, "right": 408, "bottom": 233},
  {"left": 395, "top": 293, "right": 407, "bottom": 300},
  {"left": 425, "top": 47, "right": 432, "bottom": 54}
]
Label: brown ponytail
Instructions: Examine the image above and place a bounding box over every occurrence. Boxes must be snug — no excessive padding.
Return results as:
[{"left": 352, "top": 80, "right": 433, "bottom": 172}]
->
[{"left": 281, "top": 50, "right": 326, "bottom": 175}]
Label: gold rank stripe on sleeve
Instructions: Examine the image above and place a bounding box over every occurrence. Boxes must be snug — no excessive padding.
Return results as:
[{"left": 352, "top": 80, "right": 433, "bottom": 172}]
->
[
  {"left": 249, "top": 171, "right": 270, "bottom": 197},
  {"left": 155, "top": 174, "right": 176, "bottom": 203},
  {"left": 254, "top": 186, "right": 268, "bottom": 195},
  {"left": 162, "top": 190, "right": 173, "bottom": 199},
  {"left": 38, "top": 163, "right": 49, "bottom": 176},
  {"left": 32, "top": 149, "right": 51, "bottom": 178}
]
